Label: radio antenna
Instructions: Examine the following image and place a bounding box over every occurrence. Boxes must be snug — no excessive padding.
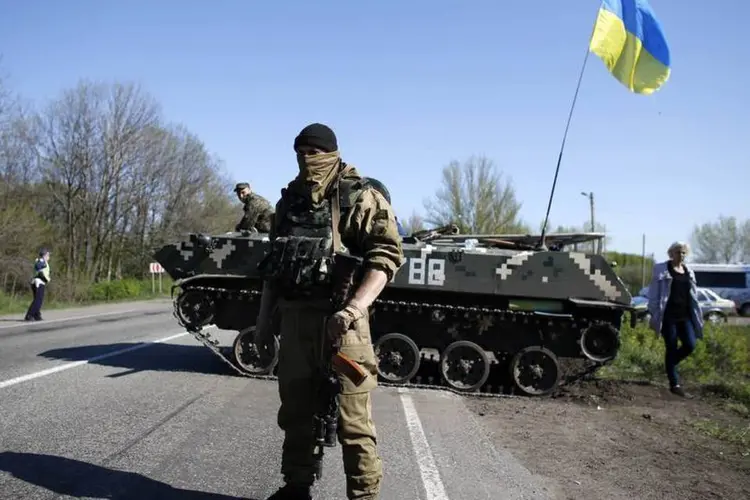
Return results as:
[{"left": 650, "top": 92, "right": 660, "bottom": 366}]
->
[{"left": 537, "top": 17, "right": 597, "bottom": 250}]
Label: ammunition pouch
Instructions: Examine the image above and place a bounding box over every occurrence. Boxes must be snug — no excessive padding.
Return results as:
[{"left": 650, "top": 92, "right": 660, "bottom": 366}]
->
[{"left": 257, "top": 236, "right": 334, "bottom": 299}]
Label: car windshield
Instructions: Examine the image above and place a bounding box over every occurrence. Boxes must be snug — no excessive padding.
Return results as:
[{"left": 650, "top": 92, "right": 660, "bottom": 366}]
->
[{"left": 701, "top": 288, "right": 720, "bottom": 301}]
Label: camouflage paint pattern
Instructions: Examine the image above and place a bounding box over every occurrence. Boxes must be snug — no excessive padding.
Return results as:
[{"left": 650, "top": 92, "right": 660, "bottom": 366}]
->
[
  {"left": 153, "top": 231, "right": 631, "bottom": 306},
  {"left": 155, "top": 229, "right": 633, "bottom": 397}
]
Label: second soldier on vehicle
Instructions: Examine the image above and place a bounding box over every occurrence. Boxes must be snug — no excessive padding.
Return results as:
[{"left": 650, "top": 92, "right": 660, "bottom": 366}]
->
[
  {"left": 234, "top": 182, "right": 275, "bottom": 233},
  {"left": 255, "top": 123, "right": 404, "bottom": 500}
]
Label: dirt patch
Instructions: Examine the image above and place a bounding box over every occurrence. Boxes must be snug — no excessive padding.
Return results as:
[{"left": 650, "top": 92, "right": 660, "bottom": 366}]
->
[{"left": 467, "top": 378, "right": 750, "bottom": 500}]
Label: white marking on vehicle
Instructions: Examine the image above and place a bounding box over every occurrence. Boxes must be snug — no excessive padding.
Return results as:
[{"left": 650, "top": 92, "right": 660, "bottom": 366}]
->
[
  {"left": 0, "top": 330, "right": 192, "bottom": 389},
  {"left": 408, "top": 257, "right": 446, "bottom": 286},
  {"left": 399, "top": 389, "right": 450, "bottom": 500}
]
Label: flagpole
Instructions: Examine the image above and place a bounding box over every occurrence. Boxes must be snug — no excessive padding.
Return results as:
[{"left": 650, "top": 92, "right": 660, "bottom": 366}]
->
[{"left": 539, "top": 6, "right": 602, "bottom": 246}]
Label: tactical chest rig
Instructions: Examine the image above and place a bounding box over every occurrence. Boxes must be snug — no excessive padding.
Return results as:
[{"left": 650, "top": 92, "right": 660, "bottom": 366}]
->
[{"left": 257, "top": 165, "right": 363, "bottom": 300}]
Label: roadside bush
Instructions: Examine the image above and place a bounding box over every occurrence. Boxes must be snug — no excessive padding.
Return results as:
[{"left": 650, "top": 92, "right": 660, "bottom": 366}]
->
[
  {"left": 0, "top": 293, "right": 18, "bottom": 314},
  {"left": 682, "top": 325, "right": 749, "bottom": 382},
  {"left": 88, "top": 278, "right": 144, "bottom": 301},
  {"left": 0, "top": 276, "right": 172, "bottom": 315},
  {"left": 82, "top": 276, "right": 173, "bottom": 302}
]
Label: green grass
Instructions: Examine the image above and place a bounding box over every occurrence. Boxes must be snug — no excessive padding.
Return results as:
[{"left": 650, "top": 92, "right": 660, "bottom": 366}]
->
[
  {"left": 597, "top": 320, "right": 750, "bottom": 452},
  {"left": 599, "top": 320, "right": 750, "bottom": 412},
  {"left": 690, "top": 419, "right": 750, "bottom": 456},
  {"left": 0, "top": 277, "right": 173, "bottom": 316}
]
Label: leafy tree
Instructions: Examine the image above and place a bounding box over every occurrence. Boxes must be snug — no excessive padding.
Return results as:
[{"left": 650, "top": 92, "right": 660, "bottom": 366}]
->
[
  {"left": 742, "top": 219, "right": 750, "bottom": 262},
  {"left": 690, "top": 216, "right": 749, "bottom": 263}
]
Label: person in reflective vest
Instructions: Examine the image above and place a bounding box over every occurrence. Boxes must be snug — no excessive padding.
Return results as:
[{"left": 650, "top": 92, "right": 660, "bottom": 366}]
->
[{"left": 25, "top": 248, "right": 51, "bottom": 321}]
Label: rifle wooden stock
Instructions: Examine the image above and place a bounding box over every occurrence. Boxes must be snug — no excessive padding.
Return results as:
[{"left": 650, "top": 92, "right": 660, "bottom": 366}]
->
[
  {"left": 328, "top": 250, "right": 368, "bottom": 388},
  {"left": 331, "top": 352, "right": 367, "bottom": 387}
]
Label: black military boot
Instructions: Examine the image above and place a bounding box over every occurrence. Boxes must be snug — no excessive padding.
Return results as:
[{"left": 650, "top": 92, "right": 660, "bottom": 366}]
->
[{"left": 265, "top": 483, "right": 312, "bottom": 500}]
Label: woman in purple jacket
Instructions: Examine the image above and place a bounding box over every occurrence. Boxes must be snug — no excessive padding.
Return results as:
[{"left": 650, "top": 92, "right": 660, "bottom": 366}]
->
[{"left": 647, "top": 241, "right": 704, "bottom": 397}]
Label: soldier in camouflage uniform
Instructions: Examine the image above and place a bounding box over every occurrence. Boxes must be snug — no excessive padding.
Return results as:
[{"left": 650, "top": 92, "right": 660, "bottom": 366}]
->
[
  {"left": 256, "top": 123, "right": 404, "bottom": 500},
  {"left": 234, "top": 182, "right": 275, "bottom": 233}
]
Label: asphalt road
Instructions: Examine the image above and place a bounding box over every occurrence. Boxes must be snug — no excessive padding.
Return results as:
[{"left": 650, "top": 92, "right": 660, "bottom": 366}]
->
[
  {"left": 0, "top": 300, "right": 553, "bottom": 500},
  {"left": 727, "top": 316, "right": 750, "bottom": 326}
]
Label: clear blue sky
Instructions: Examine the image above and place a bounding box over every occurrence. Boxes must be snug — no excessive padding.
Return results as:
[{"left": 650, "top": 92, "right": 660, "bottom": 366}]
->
[{"left": 1, "top": 0, "right": 747, "bottom": 258}]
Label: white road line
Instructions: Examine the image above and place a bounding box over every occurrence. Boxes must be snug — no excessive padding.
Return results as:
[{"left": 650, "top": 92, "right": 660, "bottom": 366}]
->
[
  {"left": 0, "top": 330, "right": 190, "bottom": 389},
  {"left": 399, "top": 389, "right": 450, "bottom": 500},
  {"left": 0, "top": 308, "right": 151, "bottom": 330}
]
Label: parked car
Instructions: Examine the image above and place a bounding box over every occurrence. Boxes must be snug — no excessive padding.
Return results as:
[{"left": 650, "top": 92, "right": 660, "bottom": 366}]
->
[{"left": 631, "top": 287, "right": 738, "bottom": 325}]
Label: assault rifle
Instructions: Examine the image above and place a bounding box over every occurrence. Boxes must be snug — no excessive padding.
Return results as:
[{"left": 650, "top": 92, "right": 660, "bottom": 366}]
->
[
  {"left": 312, "top": 251, "right": 368, "bottom": 480},
  {"left": 406, "top": 223, "right": 460, "bottom": 243}
]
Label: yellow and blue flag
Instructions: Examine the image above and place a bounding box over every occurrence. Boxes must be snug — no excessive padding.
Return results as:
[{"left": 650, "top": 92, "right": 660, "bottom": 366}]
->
[{"left": 589, "top": 0, "right": 671, "bottom": 94}]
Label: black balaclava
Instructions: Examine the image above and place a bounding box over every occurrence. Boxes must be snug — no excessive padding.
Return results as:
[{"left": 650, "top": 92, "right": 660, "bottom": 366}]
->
[
  {"left": 293, "top": 123, "right": 338, "bottom": 153},
  {"left": 292, "top": 123, "right": 342, "bottom": 204}
]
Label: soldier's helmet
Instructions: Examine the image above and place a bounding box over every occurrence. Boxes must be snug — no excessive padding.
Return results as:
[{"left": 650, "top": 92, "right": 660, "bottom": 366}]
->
[{"left": 361, "top": 177, "right": 391, "bottom": 205}]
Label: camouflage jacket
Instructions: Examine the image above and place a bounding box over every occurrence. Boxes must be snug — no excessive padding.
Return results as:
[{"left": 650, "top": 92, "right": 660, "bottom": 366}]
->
[{"left": 236, "top": 193, "right": 275, "bottom": 233}]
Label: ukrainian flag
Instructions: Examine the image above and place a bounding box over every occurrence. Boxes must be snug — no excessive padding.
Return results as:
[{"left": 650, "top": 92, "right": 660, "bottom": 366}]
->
[{"left": 589, "top": 0, "right": 671, "bottom": 94}]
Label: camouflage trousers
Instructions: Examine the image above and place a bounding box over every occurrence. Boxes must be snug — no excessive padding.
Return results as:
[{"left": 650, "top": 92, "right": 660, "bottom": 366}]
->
[{"left": 275, "top": 299, "right": 383, "bottom": 500}]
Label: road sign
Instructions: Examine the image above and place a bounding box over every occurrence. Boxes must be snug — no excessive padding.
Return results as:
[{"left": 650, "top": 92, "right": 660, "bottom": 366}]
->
[{"left": 149, "top": 262, "right": 164, "bottom": 294}]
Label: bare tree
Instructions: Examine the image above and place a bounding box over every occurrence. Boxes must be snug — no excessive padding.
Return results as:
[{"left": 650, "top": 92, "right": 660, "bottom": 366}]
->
[
  {"left": 0, "top": 68, "right": 243, "bottom": 298},
  {"left": 423, "top": 156, "right": 528, "bottom": 234},
  {"left": 0, "top": 71, "right": 51, "bottom": 292},
  {"left": 34, "top": 80, "right": 161, "bottom": 280},
  {"left": 25, "top": 78, "right": 238, "bottom": 284},
  {"left": 0, "top": 107, "right": 39, "bottom": 188},
  {"left": 400, "top": 211, "right": 425, "bottom": 235},
  {"left": 690, "top": 215, "right": 745, "bottom": 263},
  {"left": 106, "top": 123, "right": 236, "bottom": 278}
]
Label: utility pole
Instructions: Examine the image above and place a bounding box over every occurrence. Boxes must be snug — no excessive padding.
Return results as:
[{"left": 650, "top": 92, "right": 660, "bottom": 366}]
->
[
  {"left": 580, "top": 191, "right": 596, "bottom": 252},
  {"left": 641, "top": 233, "right": 646, "bottom": 289}
]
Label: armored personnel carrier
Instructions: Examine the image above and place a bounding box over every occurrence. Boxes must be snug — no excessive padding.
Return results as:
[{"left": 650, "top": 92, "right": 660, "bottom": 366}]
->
[{"left": 153, "top": 225, "right": 634, "bottom": 396}]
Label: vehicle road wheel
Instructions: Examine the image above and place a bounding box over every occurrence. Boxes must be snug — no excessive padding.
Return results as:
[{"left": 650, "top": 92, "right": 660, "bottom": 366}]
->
[
  {"left": 740, "top": 303, "right": 750, "bottom": 318},
  {"left": 580, "top": 323, "right": 620, "bottom": 363},
  {"left": 374, "top": 333, "right": 421, "bottom": 384},
  {"left": 231, "top": 326, "right": 279, "bottom": 375},
  {"left": 175, "top": 289, "right": 215, "bottom": 330},
  {"left": 509, "top": 346, "right": 561, "bottom": 396},
  {"left": 439, "top": 340, "right": 491, "bottom": 392}
]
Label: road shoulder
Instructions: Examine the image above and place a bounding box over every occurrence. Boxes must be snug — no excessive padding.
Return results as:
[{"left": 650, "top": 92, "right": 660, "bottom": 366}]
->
[
  {"left": 467, "top": 379, "right": 750, "bottom": 500},
  {"left": 0, "top": 298, "right": 172, "bottom": 323}
]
